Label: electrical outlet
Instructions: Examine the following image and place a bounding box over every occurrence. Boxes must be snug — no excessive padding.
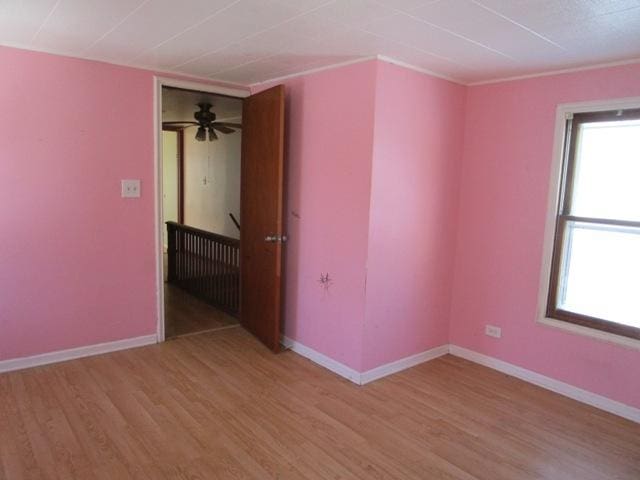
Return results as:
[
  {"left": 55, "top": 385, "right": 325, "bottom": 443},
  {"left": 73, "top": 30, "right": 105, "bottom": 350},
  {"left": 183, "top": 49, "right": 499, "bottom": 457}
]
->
[
  {"left": 485, "top": 325, "right": 502, "bottom": 338},
  {"left": 121, "top": 179, "right": 141, "bottom": 198}
]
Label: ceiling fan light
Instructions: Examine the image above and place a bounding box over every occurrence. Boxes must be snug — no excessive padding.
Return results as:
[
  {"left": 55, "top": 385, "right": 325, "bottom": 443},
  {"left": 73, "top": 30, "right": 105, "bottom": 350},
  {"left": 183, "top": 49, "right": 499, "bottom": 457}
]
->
[
  {"left": 208, "top": 127, "right": 218, "bottom": 141},
  {"left": 195, "top": 126, "right": 206, "bottom": 141}
]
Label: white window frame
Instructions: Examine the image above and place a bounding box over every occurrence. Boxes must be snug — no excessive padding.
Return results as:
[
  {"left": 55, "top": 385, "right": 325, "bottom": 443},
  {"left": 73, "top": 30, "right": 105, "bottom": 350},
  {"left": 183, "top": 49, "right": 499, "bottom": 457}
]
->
[{"left": 536, "top": 96, "right": 640, "bottom": 350}]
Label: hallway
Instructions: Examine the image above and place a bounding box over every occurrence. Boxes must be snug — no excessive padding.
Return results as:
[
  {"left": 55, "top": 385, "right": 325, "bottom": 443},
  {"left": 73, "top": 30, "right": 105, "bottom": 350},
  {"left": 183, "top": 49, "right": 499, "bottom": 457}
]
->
[{"left": 164, "top": 283, "right": 238, "bottom": 338}]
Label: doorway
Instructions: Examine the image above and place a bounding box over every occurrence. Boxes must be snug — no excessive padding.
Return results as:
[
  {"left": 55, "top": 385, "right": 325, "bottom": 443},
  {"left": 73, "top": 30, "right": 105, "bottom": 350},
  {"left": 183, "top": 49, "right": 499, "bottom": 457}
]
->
[
  {"left": 154, "top": 77, "right": 286, "bottom": 351},
  {"left": 160, "top": 85, "right": 243, "bottom": 338}
]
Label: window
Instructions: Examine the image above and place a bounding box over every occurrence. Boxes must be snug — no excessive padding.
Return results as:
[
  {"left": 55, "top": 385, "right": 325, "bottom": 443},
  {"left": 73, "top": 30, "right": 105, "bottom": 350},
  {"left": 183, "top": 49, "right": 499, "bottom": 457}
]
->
[{"left": 546, "top": 107, "right": 640, "bottom": 340}]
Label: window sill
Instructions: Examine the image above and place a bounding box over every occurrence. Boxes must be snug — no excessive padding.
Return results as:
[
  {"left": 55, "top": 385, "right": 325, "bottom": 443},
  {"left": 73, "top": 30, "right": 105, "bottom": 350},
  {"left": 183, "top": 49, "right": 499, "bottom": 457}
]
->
[{"left": 538, "top": 316, "right": 640, "bottom": 351}]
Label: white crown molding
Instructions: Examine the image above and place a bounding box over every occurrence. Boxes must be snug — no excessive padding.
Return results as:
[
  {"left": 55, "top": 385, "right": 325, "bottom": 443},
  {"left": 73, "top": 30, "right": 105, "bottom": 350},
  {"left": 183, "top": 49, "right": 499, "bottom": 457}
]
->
[
  {"left": 468, "top": 57, "right": 640, "bottom": 86},
  {"left": 0, "top": 334, "right": 158, "bottom": 374},
  {"left": 248, "top": 56, "right": 379, "bottom": 87},
  {"left": 0, "top": 41, "right": 249, "bottom": 91},
  {"left": 375, "top": 55, "right": 464, "bottom": 84},
  {"left": 248, "top": 55, "right": 640, "bottom": 89},
  {"left": 449, "top": 345, "right": 640, "bottom": 423},
  {"left": 248, "top": 55, "right": 468, "bottom": 88},
  {"left": 4, "top": 40, "right": 640, "bottom": 90}
]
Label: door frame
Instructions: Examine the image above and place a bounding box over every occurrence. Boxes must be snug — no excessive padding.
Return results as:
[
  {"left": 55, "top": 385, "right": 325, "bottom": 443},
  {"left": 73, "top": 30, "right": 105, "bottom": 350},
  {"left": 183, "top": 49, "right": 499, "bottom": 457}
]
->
[
  {"left": 161, "top": 127, "right": 184, "bottom": 224},
  {"left": 153, "top": 76, "right": 249, "bottom": 342}
]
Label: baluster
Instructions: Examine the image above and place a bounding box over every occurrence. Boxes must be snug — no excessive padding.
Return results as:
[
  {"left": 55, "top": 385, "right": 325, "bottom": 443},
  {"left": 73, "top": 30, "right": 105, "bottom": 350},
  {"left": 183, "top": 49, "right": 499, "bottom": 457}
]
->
[
  {"left": 221, "top": 241, "right": 226, "bottom": 307},
  {"left": 205, "top": 238, "right": 210, "bottom": 300},
  {"left": 228, "top": 244, "right": 231, "bottom": 310},
  {"left": 200, "top": 235, "right": 205, "bottom": 297},
  {"left": 213, "top": 240, "right": 218, "bottom": 305},
  {"left": 165, "top": 224, "right": 239, "bottom": 315},
  {"left": 177, "top": 229, "right": 182, "bottom": 284},
  {"left": 216, "top": 243, "right": 220, "bottom": 307},
  {"left": 184, "top": 232, "right": 188, "bottom": 287},
  {"left": 197, "top": 234, "right": 202, "bottom": 295},
  {"left": 234, "top": 246, "right": 238, "bottom": 313},
  {"left": 181, "top": 229, "right": 184, "bottom": 282},
  {"left": 192, "top": 233, "right": 196, "bottom": 287},
  {"left": 188, "top": 232, "right": 193, "bottom": 287},
  {"left": 224, "top": 244, "right": 228, "bottom": 309},
  {"left": 215, "top": 241, "right": 221, "bottom": 305},
  {"left": 209, "top": 238, "right": 214, "bottom": 302}
]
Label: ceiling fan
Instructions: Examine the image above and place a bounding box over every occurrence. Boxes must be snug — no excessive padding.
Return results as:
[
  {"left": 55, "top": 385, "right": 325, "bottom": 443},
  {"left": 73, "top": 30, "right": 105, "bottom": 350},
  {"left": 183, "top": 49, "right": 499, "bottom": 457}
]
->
[{"left": 162, "top": 102, "right": 241, "bottom": 141}]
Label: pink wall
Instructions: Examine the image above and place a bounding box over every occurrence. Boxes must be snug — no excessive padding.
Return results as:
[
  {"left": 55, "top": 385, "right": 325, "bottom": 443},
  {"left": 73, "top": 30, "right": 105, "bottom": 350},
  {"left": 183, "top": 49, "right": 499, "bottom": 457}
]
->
[
  {"left": 0, "top": 46, "right": 244, "bottom": 361},
  {"left": 450, "top": 62, "right": 640, "bottom": 408},
  {"left": 362, "top": 61, "right": 465, "bottom": 370},
  {"left": 0, "top": 46, "right": 156, "bottom": 359},
  {"left": 2, "top": 44, "right": 638, "bottom": 411},
  {"left": 257, "top": 60, "right": 466, "bottom": 372},
  {"left": 256, "top": 61, "right": 378, "bottom": 371}
]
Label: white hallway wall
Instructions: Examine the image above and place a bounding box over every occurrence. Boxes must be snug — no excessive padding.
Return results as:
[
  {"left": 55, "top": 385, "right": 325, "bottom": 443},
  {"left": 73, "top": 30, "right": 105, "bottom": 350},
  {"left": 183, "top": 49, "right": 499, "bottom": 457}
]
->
[
  {"left": 162, "top": 130, "right": 179, "bottom": 247},
  {"left": 183, "top": 130, "right": 241, "bottom": 239}
]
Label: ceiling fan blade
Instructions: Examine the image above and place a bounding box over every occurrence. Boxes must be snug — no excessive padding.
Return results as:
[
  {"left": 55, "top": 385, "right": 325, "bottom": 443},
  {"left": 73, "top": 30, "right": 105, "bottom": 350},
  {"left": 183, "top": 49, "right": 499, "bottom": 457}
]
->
[
  {"left": 212, "top": 125, "right": 236, "bottom": 134},
  {"left": 162, "top": 121, "right": 198, "bottom": 126},
  {"left": 215, "top": 122, "right": 242, "bottom": 129}
]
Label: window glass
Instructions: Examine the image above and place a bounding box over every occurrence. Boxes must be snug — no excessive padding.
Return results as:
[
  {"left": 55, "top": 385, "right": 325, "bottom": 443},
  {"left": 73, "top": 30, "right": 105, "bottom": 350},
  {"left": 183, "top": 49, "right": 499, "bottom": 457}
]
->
[
  {"left": 559, "top": 221, "right": 640, "bottom": 328},
  {"left": 571, "top": 119, "right": 640, "bottom": 222}
]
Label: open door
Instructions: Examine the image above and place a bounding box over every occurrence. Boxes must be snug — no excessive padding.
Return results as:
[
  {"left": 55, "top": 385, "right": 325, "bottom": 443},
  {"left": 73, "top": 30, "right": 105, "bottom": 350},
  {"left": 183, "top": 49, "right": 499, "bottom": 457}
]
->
[{"left": 240, "top": 85, "right": 285, "bottom": 352}]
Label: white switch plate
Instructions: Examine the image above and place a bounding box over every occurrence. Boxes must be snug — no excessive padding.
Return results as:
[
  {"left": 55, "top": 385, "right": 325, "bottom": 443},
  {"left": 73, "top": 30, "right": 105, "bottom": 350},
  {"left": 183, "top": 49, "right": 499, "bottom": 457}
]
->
[
  {"left": 121, "top": 179, "right": 141, "bottom": 198},
  {"left": 485, "top": 325, "right": 502, "bottom": 338}
]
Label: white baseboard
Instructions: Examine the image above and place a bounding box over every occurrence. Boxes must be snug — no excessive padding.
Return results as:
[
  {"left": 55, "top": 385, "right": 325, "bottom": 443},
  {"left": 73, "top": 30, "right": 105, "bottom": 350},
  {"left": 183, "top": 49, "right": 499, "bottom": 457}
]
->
[
  {"left": 360, "top": 345, "right": 450, "bottom": 384},
  {"left": 281, "top": 335, "right": 449, "bottom": 385},
  {"left": 4, "top": 333, "right": 636, "bottom": 423},
  {"left": 0, "top": 334, "right": 158, "bottom": 374},
  {"left": 281, "top": 336, "right": 362, "bottom": 384},
  {"left": 449, "top": 345, "right": 640, "bottom": 424},
  {"left": 281, "top": 337, "right": 639, "bottom": 423}
]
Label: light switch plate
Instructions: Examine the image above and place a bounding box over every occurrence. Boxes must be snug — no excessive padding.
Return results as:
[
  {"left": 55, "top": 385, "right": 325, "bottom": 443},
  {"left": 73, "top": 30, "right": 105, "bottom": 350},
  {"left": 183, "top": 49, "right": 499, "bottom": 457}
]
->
[{"left": 121, "top": 179, "right": 141, "bottom": 198}]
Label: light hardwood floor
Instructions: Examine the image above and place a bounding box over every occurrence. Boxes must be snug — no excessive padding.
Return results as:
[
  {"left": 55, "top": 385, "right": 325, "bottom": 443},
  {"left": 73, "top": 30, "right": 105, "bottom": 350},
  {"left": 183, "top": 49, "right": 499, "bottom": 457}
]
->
[
  {"left": 1, "top": 328, "right": 638, "bottom": 479},
  {"left": 164, "top": 283, "right": 238, "bottom": 338}
]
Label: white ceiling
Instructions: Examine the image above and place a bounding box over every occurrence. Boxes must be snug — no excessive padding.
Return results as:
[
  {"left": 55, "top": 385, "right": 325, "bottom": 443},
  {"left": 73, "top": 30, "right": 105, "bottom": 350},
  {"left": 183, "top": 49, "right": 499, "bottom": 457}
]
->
[{"left": 1, "top": 0, "right": 639, "bottom": 85}]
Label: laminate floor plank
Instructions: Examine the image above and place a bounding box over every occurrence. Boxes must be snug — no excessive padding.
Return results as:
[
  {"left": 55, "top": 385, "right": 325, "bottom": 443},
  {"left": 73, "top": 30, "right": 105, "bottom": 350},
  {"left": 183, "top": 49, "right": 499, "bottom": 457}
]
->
[{"left": 1, "top": 327, "right": 638, "bottom": 480}]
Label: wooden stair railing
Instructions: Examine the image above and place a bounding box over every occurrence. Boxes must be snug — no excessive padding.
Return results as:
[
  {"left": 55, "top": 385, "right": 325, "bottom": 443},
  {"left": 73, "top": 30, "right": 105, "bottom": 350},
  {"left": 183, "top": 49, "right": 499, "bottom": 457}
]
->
[{"left": 166, "top": 221, "right": 240, "bottom": 316}]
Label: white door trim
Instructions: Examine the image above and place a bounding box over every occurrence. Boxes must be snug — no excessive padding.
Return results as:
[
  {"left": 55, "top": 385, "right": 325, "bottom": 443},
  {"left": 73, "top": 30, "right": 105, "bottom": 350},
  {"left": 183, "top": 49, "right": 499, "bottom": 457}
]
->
[{"left": 153, "top": 77, "right": 250, "bottom": 342}]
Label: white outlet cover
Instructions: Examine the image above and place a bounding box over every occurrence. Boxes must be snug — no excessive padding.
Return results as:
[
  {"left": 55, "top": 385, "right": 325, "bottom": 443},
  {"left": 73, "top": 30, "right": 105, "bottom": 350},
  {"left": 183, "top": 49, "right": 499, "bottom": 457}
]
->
[
  {"left": 485, "top": 325, "right": 502, "bottom": 338},
  {"left": 121, "top": 179, "right": 141, "bottom": 198}
]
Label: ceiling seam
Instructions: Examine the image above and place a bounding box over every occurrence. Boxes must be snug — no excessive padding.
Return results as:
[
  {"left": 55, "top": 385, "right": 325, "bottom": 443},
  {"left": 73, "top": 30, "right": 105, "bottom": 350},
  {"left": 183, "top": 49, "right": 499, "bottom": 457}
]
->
[
  {"left": 204, "top": 5, "right": 476, "bottom": 84},
  {"left": 469, "top": 0, "right": 566, "bottom": 50},
  {"left": 82, "top": 0, "right": 150, "bottom": 54},
  {"left": 128, "top": 0, "right": 244, "bottom": 63},
  {"left": 468, "top": 56, "right": 640, "bottom": 86},
  {"left": 369, "top": 0, "right": 516, "bottom": 61},
  {"left": 356, "top": 25, "right": 477, "bottom": 70},
  {"left": 30, "top": 0, "right": 61, "bottom": 43},
  {"left": 173, "top": 0, "right": 339, "bottom": 72}
]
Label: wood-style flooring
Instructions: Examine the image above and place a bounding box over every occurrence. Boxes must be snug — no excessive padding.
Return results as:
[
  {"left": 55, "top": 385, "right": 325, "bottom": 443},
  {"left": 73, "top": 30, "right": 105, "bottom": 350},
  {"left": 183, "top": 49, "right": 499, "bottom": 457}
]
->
[
  {"left": 1, "top": 328, "right": 638, "bottom": 479},
  {"left": 164, "top": 283, "right": 238, "bottom": 338}
]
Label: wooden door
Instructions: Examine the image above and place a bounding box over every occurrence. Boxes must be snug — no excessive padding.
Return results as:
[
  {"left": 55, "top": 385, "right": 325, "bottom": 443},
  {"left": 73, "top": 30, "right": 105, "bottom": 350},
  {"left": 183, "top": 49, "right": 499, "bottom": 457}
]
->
[{"left": 240, "top": 85, "right": 285, "bottom": 352}]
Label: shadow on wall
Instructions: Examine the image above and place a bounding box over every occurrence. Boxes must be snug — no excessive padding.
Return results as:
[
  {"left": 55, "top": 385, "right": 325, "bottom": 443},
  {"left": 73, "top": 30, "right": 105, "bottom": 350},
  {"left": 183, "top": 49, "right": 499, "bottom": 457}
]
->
[{"left": 282, "top": 82, "right": 304, "bottom": 341}]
